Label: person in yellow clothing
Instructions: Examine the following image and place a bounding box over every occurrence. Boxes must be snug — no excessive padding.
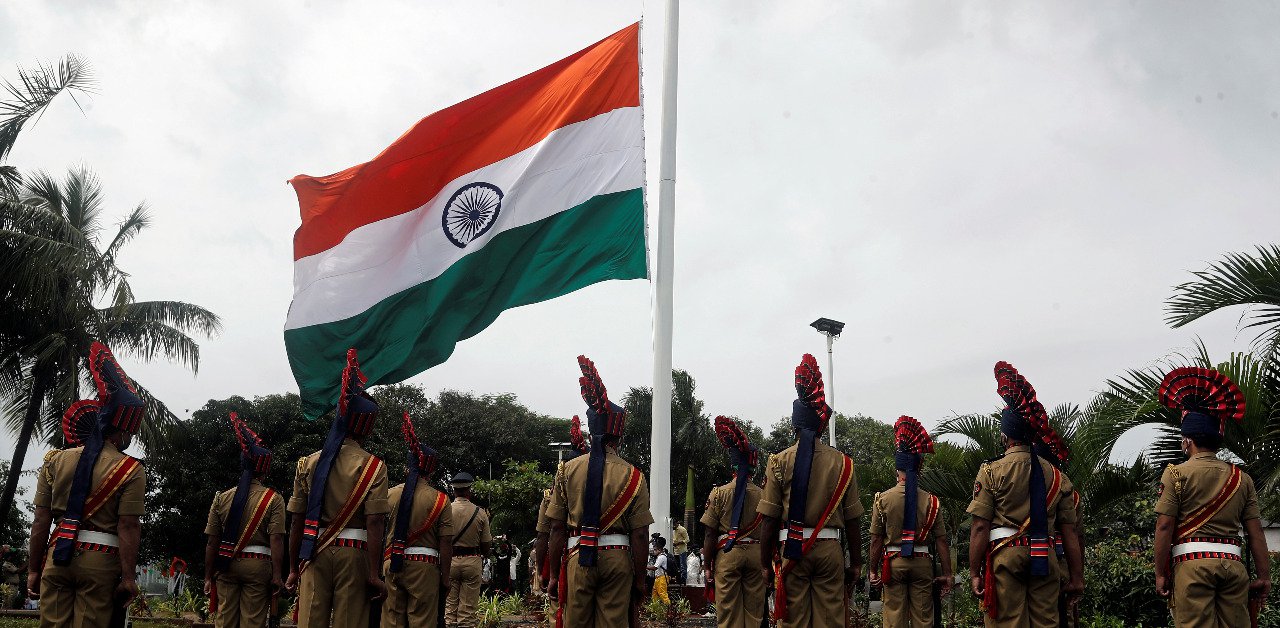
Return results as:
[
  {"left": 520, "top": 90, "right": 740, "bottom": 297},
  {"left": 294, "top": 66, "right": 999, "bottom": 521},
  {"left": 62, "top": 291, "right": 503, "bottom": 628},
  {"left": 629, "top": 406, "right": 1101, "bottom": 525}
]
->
[
  {"left": 967, "top": 362, "right": 1083, "bottom": 628},
  {"left": 1152, "top": 366, "right": 1270, "bottom": 627},
  {"left": 868, "top": 416, "right": 953, "bottom": 628},
  {"left": 203, "top": 413, "right": 286, "bottom": 628},
  {"left": 547, "top": 356, "right": 654, "bottom": 628},
  {"left": 700, "top": 416, "right": 766, "bottom": 628},
  {"left": 383, "top": 413, "right": 454, "bottom": 628},
  {"left": 286, "top": 349, "right": 390, "bottom": 627},
  {"left": 26, "top": 342, "right": 148, "bottom": 628},
  {"left": 445, "top": 471, "right": 491, "bottom": 627},
  {"left": 758, "top": 354, "right": 862, "bottom": 628}
]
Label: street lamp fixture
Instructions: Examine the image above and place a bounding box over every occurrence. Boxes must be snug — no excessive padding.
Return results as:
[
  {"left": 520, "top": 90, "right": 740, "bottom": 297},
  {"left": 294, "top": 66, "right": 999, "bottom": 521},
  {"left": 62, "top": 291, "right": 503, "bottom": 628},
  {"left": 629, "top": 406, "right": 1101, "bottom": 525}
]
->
[
  {"left": 809, "top": 317, "right": 845, "bottom": 445},
  {"left": 549, "top": 441, "right": 574, "bottom": 463}
]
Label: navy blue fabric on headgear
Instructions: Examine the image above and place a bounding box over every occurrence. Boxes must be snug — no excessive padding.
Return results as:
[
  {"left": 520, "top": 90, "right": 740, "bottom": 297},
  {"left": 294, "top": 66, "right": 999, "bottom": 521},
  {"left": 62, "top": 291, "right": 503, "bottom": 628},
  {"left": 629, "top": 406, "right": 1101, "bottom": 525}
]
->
[
  {"left": 299, "top": 348, "right": 379, "bottom": 562},
  {"left": 994, "top": 361, "right": 1058, "bottom": 577},
  {"left": 389, "top": 412, "right": 439, "bottom": 574},
  {"left": 714, "top": 416, "right": 759, "bottom": 553},
  {"left": 892, "top": 416, "right": 934, "bottom": 557},
  {"left": 215, "top": 413, "right": 273, "bottom": 571},
  {"left": 1158, "top": 367, "right": 1246, "bottom": 441},
  {"left": 575, "top": 355, "right": 626, "bottom": 567},
  {"left": 783, "top": 354, "right": 832, "bottom": 560},
  {"left": 52, "top": 342, "right": 146, "bottom": 566}
]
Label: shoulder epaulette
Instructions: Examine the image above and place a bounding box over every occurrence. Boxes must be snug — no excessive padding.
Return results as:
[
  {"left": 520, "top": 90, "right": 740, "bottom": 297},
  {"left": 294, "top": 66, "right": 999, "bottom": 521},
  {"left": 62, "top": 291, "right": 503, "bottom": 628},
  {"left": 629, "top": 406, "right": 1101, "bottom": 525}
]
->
[
  {"left": 42, "top": 450, "right": 59, "bottom": 464},
  {"left": 984, "top": 453, "right": 1007, "bottom": 464}
]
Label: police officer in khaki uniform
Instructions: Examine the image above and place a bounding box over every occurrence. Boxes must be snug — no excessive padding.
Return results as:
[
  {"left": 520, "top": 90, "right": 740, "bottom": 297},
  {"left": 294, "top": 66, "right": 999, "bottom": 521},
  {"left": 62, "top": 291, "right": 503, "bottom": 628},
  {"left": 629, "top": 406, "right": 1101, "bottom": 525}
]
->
[
  {"left": 758, "top": 354, "right": 863, "bottom": 628},
  {"left": 203, "top": 414, "right": 286, "bottom": 628},
  {"left": 547, "top": 356, "right": 654, "bottom": 627},
  {"left": 27, "top": 342, "right": 148, "bottom": 628},
  {"left": 868, "top": 416, "right": 953, "bottom": 628},
  {"left": 700, "top": 416, "right": 766, "bottom": 628},
  {"left": 1152, "top": 367, "right": 1270, "bottom": 627},
  {"left": 967, "top": 362, "right": 1083, "bottom": 628},
  {"left": 383, "top": 413, "right": 454, "bottom": 628},
  {"left": 445, "top": 471, "right": 491, "bottom": 627},
  {"left": 533, "top": 486, "right": 553, "bottom": 593},
  {"left": 286, "top": 349, "right": 390, "bottom": 627}
]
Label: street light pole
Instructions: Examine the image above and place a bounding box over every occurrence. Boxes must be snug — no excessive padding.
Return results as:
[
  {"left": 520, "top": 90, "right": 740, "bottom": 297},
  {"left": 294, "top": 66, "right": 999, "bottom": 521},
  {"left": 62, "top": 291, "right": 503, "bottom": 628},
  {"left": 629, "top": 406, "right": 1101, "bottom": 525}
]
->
[{"left": 809, "top": 317, "right": 845, "bottom": 447}]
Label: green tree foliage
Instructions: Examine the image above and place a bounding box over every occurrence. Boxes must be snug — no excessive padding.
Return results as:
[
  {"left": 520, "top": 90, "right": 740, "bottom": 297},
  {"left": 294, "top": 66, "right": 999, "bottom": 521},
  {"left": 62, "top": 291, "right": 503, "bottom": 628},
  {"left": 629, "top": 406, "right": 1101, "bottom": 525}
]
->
[
  {"left": 473, "top": 460, "right": 553, "bottom": 543},
  {"left": 141, "top": 386, "right": 568, "bottom": 571},
  {"left": 1166, "top": 244, "right": 1280, "bottom": 358},
  {"left": 764, "top": 413, "right": 896, "bottom": 515},
  {"left": 0, "top": 463, "right": 28, "bottom": 549}
]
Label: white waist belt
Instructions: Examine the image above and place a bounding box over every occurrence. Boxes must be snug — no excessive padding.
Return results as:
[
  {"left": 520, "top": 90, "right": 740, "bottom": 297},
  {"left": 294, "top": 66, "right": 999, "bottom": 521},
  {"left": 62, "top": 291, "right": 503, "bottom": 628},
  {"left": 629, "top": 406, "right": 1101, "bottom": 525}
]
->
[
  {"left": 1172, "top": 542, "right": 1242, "bottom": 558},
  {"left": 240, "top": 545, "right": 271, "bottom": 555},
  {"left": 405, "top": 547, "right": 441, "bottom": 558},
  {"left": 77, "top": 531, "right": 120, "bottom": 547},
  {"left": 318, "top": 527, "right": 368, "bottom": 542},
  {"left": 718, "top": 534, "right": 760, "bottom": 543},
  {"left": 568, "top": 534, "right": 630, "bottom": 549},
  {"left": 777, "top": 527, "right": 841, "bottom": 541},
  {"left": 989, "top": 527, "right": 1019, "bottom": 542},
  {"left": 885, "top": 545, "right": 930, "bottom": 555}
]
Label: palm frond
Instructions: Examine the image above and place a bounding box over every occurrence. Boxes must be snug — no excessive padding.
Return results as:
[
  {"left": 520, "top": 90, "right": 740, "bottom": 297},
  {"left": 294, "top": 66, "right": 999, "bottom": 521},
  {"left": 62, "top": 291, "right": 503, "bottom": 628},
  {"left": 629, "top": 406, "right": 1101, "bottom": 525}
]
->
[
  {"left": 0, "top": 54, "right": 96, "bottom": 162},
  {"left": 1166, "top": 244, "right": 1280, "bottom": 356},
  {"left": 96, "top": 315, "right": 204, "bottom": 373}
]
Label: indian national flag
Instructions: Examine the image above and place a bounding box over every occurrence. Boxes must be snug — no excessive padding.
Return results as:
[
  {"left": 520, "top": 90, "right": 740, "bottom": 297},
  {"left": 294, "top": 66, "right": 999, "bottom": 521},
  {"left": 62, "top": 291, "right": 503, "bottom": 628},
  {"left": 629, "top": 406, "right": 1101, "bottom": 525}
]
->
[{"left": 285, "top": 23, "right": 646, "bottom": 418}]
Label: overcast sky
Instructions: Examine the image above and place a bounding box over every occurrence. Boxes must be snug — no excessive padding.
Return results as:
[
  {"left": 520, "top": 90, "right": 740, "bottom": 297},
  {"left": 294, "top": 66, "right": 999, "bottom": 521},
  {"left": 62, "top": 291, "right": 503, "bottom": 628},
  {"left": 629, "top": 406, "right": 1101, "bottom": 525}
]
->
[{"left": 3, "top": 1, "right": 1278, "bottom": 486}]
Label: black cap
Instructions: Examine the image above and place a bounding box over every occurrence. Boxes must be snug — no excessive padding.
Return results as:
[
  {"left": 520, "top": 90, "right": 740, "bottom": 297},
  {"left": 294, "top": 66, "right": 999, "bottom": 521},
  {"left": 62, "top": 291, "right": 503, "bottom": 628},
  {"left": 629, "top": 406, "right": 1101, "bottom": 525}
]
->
[{"left": 450, "top": 471, "right": 476, "bottom": 487}]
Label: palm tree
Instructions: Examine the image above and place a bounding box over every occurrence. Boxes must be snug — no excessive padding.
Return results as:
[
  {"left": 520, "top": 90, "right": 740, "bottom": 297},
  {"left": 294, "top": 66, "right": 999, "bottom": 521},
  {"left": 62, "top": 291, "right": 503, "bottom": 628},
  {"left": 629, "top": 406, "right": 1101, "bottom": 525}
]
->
[
  {"left": 1, "top": 54, "right": 95, "bottom": 199},
  {"left": 1165, "top": 244, "right": 1280, "bottom": 358},
  {"left": 1090, "top": 342, "right": 1280, "bottom": 498},
  {"left": 0, "top": 167, "right": 221, "bottom": 522}
]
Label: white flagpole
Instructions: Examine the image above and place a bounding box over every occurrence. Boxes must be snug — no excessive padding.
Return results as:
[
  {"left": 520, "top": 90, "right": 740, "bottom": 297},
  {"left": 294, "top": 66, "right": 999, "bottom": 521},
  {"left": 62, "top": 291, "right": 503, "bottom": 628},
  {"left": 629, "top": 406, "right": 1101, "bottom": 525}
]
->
[{"left": 649, "top": 0, "right": 679, "bottom": 543}]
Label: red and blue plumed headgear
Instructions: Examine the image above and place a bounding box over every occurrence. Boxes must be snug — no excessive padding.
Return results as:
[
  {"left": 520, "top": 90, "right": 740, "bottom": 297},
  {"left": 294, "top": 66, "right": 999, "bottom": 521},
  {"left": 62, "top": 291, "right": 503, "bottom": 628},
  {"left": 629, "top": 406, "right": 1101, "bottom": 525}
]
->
[
  {"left": 1158, "top": 367, "right": 1245, "bottom": 441},
  {"left": 575, "top": 355, "right": 625, "bottom": 567},
  {"left": 714, "top": 416, "right": 758, "bottom": 552},
  {"left": 893, "top": 416, "right": 934, "bottom": 557},
  {"left": 214, "top": 413, "right": 273, "bottom": 571},
  {"left": 389, "top": 412, "right": 439, "bottom": 573},
  {"left": 782, "top": 353, "right": 832, "bottom": 560}
]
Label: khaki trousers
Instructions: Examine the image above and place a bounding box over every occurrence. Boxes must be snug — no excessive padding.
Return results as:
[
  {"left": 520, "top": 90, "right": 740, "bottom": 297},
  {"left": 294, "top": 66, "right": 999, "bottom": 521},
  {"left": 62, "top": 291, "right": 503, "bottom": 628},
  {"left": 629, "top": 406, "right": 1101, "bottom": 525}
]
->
[
  {"left": 446, "top": 554, "right": 482, "bottom": 627},
  {"left": 1171, "top": 557, "right": 1249, "bottom": 628},
  {"left": 214, "top": 556, "right": 273, "bottom": 628},
  {"left": 984, "top": 547, "right": 1060, "bottom": 628},
  {"left": 779, "top": 539, "right": 845, "bottom": 628},
  {"left": 714, "top": 543, "right": 765, "bottom": 628},
  {"left": 39, "top": 548, "right": 120, "bottom": 628},
  {"left": 382, "top": 558, "right": 442, "bottom": 628},
  {"left": 564, "top": 547, "right": 634, "bottom": 628},
  {"left": 297, "top": 545, "right": 371, "bottom": 627},
  {"left": 881, "top": 554, "right": 933, "bottom": 628}
]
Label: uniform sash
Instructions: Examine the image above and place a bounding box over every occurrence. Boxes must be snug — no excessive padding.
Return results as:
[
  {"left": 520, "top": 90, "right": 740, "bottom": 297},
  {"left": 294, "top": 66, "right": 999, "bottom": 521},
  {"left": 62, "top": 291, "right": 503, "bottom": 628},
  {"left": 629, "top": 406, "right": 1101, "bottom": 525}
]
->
[
  {"left": 50, "top": 455, "right": 140, "bottom": 564},
  {"left": 982, "top": 466, "right": 1061, "bottom": 619},
  {"left": 772, "top": 454, "right": 853, "bottom": 622},
  {"left": 386, "top": 490, "right": 449, "bottom": 572},
  {"left": 299, "top": 457, "right": 384, "bottom": 570},
  {"left": 1176, "top": 464, "right": 1242, "bottom": 540},
  {"left": 883, "top": 494, "right": 939, "bottom": 586},
  {"left": 718, "top": 513, "right": 764, "bottom": 549},
  {"left": 215, "top": 488, "right": 276, "bottom": 572},
  {"left": 556, "top": 465, "right": 643, "bottom": 628}
]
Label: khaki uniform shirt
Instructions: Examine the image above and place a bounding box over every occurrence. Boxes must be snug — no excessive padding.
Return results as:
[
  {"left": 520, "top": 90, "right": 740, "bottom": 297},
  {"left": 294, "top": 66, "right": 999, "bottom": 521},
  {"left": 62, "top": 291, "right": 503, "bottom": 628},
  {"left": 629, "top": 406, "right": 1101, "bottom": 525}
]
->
[
  {"left": 535, "top": 489, "right": 553, "bottom": 534},
  {"left": 548, "top": 451, "right": 655, "bottom": 532},
  {"left": 35, "top": 442, "right": 146, "bottom": 533},
  {"left": 869, "top": 483, "right": 946, "bottom": 545},
  {"left": 1155, "top": 452, "right": 1260, "bottom": 537},
  {"left": 758, "top": 440, "right": 863, "bottom": 526},
  {"left": 203, "top": 480, "right": 287, "bottom": 545},
  {"left": 386, "top": 483, "right": 454, "bottom": 549},
  {"left": 449, "top": 497, "right": 492, "bottom": 549},
  {"left": 700, "top": 482, "right": 765, "bottom": 539},
  {"left": 966, "top": 446, "right": 1078, "bottom": 530},
  {"left": 672, "top": 524, "right": 690, "bottom": 554},
  {"left": 287, "top": 439, "right": 390, "bottom": 526}
]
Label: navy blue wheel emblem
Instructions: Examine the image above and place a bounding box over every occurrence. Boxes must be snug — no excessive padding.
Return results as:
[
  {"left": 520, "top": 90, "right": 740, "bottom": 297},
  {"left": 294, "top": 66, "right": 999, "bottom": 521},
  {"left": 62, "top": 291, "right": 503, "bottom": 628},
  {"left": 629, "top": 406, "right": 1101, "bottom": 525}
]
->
[{"left": 442, "top": 182, "right": 504, "bottom": 248}]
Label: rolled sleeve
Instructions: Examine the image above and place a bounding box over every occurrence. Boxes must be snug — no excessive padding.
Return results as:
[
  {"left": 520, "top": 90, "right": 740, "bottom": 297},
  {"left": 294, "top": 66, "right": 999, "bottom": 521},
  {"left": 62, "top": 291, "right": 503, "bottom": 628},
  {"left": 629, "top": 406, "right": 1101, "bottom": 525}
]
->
[
  {"left": 116, "top": 467, "right": 147, "bottom": 517},
  {"left": 287, "top": 457, "right": 310, "bottom": 514},
  {"left": 268, "top": 493, "right": 287, "bottom": 535},
  {"left": 34, "top": 455, "right": 55, "bottom": 509},
  {"left": 204, "top": 492, "right": 223, "bottom": 537},
  {"left": 438, "top": 499, "right": 454, "bottom": 537},
  {"left": 547, "top": 469, "right": 569, "bottom": 522},
  {"left": 868, "top": 494, "right": 884, "bottom": 536},
  {"left": 757, "top": 455, "right": 783, "bottom": 519},
  {"left": 1242, "top": 476, "right": 1261, "bottom": 521},
  {"left": 362, "top": 459, "right": 390, "bottom": 516},
  {"left": 965, "top": 465, "right": 995, "bottom": 521},
  {"left": 698, "top": 491, "right": 720, "bottom": 531},
  {"left": 1153, "top": 465, "right": 1179, "bottom": 518}
]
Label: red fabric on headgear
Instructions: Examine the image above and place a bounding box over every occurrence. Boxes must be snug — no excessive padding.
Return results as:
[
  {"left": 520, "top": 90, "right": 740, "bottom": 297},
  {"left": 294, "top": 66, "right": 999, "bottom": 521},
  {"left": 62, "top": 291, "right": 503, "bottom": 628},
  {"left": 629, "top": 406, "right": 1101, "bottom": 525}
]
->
[
  {"left": 569, "top": 415, "right": 591, "bottom": 454},
  {"left": 338, "top": 348, "right": 377, "bottom": 436},
  {"left": 229, "top": 413, "right": 272, "bottom": 474},
  {"left": 577, "top": 355, "right": 626, "bottom": 437},
  {"left": 714, "top": 416, "right": 758, "bottom": 467},
  {"left": 88, "top": 342, "right": 145, "bottom": 434},
  {"left": 794, "top": 353, "right": 832, "bottom": 431},
  {"left": 61, "top": 400, "right": 100, "bottom": 447},
  {"left": 401, "top": 411, "right": 437, "bottom": 475},
  {"left": 893, "top": 416, "right": 934, "bottom": 454},
  {"left": 994, "top": 361, "right": 1067, "bottom": 461},
  {"left": 1158, "top": 366, "right": 1246, "bottom": 435}
]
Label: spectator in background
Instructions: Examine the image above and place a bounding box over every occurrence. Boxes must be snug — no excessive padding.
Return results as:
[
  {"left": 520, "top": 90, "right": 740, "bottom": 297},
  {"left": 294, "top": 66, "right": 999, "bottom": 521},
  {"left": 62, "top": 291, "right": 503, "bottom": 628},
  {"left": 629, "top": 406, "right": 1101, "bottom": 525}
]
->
[
  {"left": 648, "top": 544, "right": 671, "bottom": 604},
  {"left": 685, "top": 549, "right": 704, "bottom": 587},
  {"left": 672, "top": 523, "right": 690, "bottom": 583}
]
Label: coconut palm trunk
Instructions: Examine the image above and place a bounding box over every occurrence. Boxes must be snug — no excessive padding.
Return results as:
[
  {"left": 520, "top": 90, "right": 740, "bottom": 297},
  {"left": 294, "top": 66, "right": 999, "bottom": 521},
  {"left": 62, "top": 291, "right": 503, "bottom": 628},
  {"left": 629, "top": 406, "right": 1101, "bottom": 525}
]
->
[{"left": 0, "top": 376, "right": 47, "bottom": 524}]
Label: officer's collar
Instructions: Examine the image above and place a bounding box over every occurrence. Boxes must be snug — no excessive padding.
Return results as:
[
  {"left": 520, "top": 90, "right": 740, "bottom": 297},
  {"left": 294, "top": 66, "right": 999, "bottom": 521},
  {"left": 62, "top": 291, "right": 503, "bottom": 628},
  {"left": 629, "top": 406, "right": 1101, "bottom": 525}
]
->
[
  {"left": 1006, "top": 444, "right": 1031, "bottom": 453},
  {"left": 1190, "top": 451, "right": 1220, "bottom": 461}
]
